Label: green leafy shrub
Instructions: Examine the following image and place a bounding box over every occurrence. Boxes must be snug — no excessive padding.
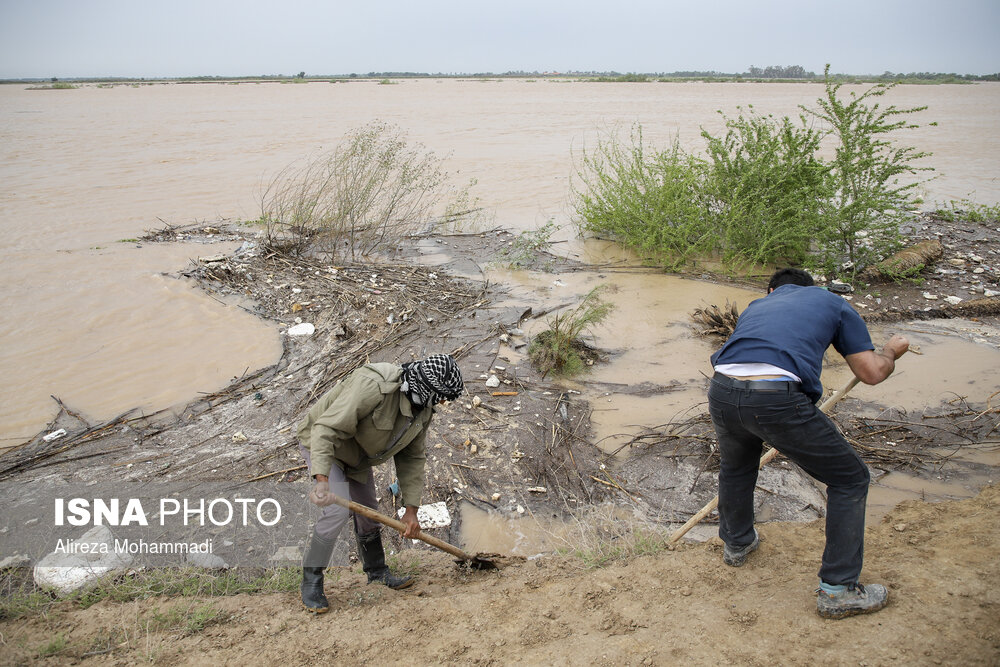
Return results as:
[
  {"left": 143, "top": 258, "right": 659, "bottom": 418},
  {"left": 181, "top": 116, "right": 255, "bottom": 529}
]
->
[
  {"left": 573, "top": 67, "right": 934, "bottom": 279},
  {"left": 498, "top": 219, "right": 558, "bottom": 269},
  {"left": 574, "top": 128, "right": 712, "bottom": 270},
  {"left": 701, "top": 107, "right": 829, "bottom": 268},
  {"left": 802, "top": 65, "right": 932, "bottom": 277}
]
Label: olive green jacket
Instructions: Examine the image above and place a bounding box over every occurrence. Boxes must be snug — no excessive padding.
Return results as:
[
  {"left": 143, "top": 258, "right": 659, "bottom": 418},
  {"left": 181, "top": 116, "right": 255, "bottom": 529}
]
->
[{"left": 297, "top": 363, "right": 433, "bottom": 508}]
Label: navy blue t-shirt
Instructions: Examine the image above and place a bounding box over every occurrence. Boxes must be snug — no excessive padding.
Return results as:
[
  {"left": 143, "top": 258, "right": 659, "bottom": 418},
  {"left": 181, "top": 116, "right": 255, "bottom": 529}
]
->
[{"left": 710, "top": 285, "right": 874, "bottom": 402}]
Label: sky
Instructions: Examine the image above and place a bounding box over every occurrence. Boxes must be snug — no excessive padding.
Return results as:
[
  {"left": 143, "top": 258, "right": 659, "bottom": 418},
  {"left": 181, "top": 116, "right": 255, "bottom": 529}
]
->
[{"left": 0, "top": 0, "right": 997, "bottom": 79}]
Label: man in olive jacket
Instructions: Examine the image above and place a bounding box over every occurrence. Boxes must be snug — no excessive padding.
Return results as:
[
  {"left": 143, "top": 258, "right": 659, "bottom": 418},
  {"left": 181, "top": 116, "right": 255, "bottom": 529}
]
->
[{"left": 297, "top": 354, "right": 464, "bottom": 613}]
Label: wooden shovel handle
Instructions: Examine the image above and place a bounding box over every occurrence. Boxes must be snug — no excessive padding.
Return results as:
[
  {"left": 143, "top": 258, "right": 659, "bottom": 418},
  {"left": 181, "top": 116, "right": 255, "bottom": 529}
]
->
[
  {"left": 328, "top": 493, "right": 475, "bottom": 561},
  {"left": 667, "top": 375, "right": 861, "bottom": 545}
]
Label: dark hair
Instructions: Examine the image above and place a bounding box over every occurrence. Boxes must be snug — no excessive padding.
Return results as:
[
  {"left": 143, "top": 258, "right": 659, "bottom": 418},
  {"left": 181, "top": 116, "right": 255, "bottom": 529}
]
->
[{"left": 768, "top": 268, "right": 814, "bottom": 292}]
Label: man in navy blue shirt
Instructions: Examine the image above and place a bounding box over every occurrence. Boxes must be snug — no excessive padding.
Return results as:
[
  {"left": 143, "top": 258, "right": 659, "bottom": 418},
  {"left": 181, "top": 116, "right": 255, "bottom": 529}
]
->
[{"left": 708, "top": 268, "right": 908, "bottom": 619}]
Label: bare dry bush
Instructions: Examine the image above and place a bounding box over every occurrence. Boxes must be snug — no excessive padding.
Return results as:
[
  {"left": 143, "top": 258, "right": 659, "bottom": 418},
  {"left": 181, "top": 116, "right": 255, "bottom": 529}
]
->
[{"left": 258, "top": 121, "right": 449, "bottom": 259}]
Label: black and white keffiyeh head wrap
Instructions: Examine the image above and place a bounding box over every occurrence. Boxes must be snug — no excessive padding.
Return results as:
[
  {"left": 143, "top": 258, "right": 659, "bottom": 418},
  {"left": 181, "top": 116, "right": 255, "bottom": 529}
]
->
[{"left": 400, "top": 354, "right": 464, "bottom": 406}]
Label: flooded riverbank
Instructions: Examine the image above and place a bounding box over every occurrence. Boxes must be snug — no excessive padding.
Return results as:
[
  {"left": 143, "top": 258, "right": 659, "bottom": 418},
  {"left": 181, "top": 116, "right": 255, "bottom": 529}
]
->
[{"left": 2, "top": 79, "right": 999, "bottom": 440}]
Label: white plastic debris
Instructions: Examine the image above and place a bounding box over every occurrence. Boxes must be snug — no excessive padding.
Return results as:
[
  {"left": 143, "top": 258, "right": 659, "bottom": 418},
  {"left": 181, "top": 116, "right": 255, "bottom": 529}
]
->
[
  {"left": 42, "top": 429, "right": 67, "bottom": 443},
  {"left": 922, "top": 292, "right": 939, "bottom": 300},
  {"left": 398, "top": 501, "right": 451, "bottom": 529},
  {"left": 286, "top": 323, "right": 315, "bottom": 336},
  {"left": 944, "top": 296, "right": 964, "bottom": 305}
]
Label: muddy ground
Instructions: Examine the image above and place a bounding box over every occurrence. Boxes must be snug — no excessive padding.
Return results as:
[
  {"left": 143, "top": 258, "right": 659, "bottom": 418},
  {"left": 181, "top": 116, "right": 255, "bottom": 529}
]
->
[
  {"left": 2, "top": 484, "right": 997, "bottom": 665},
  {"left": 1, "top": 212, "right": 999, "bottom": 664}
]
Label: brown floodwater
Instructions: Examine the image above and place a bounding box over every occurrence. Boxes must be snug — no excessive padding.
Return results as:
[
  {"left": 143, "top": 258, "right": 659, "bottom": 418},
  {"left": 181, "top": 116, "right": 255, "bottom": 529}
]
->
[{"left": 2, "top": 79, "right": 999, "bottom": 444}]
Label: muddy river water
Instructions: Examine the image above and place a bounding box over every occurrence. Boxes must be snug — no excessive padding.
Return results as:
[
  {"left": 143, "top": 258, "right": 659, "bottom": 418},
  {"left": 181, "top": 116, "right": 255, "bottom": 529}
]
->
[{"left": 3, "top": 80, "right": 1000, "bottom": 522}]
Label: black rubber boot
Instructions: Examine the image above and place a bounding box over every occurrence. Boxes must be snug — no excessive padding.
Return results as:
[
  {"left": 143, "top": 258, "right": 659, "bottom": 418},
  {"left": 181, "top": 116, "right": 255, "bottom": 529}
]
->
[
  {"left": 301, "top": 531, "right": 336, "bottom": 613},
  {"left": 356, "top": 529, "right": 414, "bottom": 590}
]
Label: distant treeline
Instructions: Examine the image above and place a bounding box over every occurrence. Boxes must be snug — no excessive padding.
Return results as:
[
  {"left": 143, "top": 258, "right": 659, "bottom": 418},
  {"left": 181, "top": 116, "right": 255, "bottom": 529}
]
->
[{"left": 7, "top": 66, "right": 999, "bottom": 85}]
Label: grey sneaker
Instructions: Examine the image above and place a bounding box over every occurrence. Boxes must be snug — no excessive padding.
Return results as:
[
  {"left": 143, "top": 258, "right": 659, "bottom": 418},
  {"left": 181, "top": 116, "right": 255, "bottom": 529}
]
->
[
  {"left": 723, "top": 530, "right": 759, "bottom": 567},
  {"left": 816, "top": 582, "right": 888, "bottom": 619}
]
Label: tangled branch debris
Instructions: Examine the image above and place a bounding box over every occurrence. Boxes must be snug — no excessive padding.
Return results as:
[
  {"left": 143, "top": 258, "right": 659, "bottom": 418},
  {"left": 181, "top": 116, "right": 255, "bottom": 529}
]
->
[{"left": 691, "top": 301, "right": 740, "bottom": 339}]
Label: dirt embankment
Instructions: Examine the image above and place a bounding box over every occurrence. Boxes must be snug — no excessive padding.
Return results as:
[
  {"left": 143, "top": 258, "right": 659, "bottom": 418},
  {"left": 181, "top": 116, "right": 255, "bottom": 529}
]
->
[{"left": 2, "top": 484, "right": 997, "bottom": 665}]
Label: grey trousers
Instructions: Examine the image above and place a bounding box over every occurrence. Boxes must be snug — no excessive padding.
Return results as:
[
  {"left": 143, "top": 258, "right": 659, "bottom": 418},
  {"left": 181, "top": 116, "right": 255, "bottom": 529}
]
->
[{"left": 299, "top": 444, "right": 381, "bottom": 540}]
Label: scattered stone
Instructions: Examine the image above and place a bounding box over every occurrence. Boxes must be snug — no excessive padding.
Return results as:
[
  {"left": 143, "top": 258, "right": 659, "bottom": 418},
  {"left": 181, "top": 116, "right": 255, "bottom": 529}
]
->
[
  {"left": 485, "top": 375, "right": 501, "bottom": 388},
  {"left": 286, "top": 322, "right": 315, "bottom": 336},
  {"left": 472, "top": 395, "right": 482, "bottom": 408},
  {"left": 232, "top": 431, "right": 248, "bottom": 443},
  {"left": 189, "top": 551, "right": 230, "bottom": 569},
  {"left": 0, "top": 554, "right": 30, "bottom": 569},
  {"left": 34, "top": 525, "right": 133, "bottom": 595},
  {"left": 893, "top": 523, "right": 908, "bottom": 533}
]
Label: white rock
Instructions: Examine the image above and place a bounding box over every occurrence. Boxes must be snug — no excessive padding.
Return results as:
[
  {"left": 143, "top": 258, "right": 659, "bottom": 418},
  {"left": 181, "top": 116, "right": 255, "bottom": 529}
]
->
[
  {"left": 472, "top": 396, "right": 482, "bottom": 408},
  {"left": 188, "top": 551, "right": 230, "bottom": 569},
  {"left": 974, "top": 267, "right": 986, "bottom": 274},
  {"left": 944, "top": 296, "right": 963, "bottom": 305},
  {"left": 286, "top": 323, "right": 315, "bottom": 336},
  {"left": 266, "top": 547, "right": 300, "bottom": 564},
  {"left": 485, "top": 375, "right": 501, "bottom": 388},
  {"left": 34, "top": 525, "right": 133, "bottom": 595},
  {"left": 970, "top": 254, "right": 984, "bottom": 263},
  {"left": 398, "top": 501, "right": 451, "bottom": 529}
]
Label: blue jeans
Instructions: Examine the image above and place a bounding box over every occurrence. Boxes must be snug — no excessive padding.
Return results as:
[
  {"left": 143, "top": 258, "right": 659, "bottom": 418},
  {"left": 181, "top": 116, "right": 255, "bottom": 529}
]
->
[{"left": 707, "top": 373, "right": 871, "bottom": 586}]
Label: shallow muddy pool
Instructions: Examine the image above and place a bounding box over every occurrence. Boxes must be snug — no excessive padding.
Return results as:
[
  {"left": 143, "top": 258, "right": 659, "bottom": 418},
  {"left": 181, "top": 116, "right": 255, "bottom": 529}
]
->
[{"left": 485, "top": 264, "right": 1000, "bottom": 453}]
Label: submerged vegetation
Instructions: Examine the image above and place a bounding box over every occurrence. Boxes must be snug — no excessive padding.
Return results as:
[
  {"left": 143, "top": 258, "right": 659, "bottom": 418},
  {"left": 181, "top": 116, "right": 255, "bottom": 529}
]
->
[
  {"left": 528, "top": 285, "right": 614, "bottom": 377},
  {"left": 574, "top": 66, "right": 934, "bottom": 280}
]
